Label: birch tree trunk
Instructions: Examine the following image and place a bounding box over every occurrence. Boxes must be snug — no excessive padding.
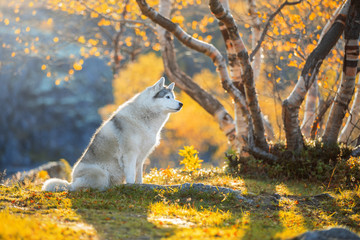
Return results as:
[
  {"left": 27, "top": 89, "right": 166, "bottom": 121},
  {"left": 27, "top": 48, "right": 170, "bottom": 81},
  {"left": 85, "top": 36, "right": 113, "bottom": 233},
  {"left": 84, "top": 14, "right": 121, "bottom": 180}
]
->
[
  {"left": 339, "top": 75, "right": 360, "bottom": 144},
  {"left": 217, "top": 0, "right": 248, "bottom": 153},
  {"left": 248, "top": 0, "right": 275, "bottom": 141},
  {"left": 156, "top": 0, "right": 237, "bottom": 146},
  {"left": 282, "top": 0, "right": 350, "bottom": 151},
  {"left": 322, "top": 3, "right": 360, "bottom": 144},
  {"left": 248, "top": 0, "right": 261, "bottom": 83},
  {"left": 300, "top": 4, "right": 344, "bottom": 139},
  {"left": 209, "top": 0, "right": 269, "bottom": 151},
  {"left": 301, "top": 80, "right": 318, "bottom": 138}
]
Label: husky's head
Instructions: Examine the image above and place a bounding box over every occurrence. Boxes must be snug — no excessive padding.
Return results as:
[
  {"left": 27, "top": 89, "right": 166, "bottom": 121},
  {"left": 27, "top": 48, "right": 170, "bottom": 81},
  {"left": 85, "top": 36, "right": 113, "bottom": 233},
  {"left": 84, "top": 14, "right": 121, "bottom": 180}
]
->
[{"left": 148, "top": 77, "right": 183, "bottom": 113}]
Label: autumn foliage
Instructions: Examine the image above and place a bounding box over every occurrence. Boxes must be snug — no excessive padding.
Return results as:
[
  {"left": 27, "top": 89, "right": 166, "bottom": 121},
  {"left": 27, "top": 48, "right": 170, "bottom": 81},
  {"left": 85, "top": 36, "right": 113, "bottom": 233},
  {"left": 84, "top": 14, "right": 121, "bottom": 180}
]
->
[{"left": 1, "top": 0, "right": 359, "bottom": 163}]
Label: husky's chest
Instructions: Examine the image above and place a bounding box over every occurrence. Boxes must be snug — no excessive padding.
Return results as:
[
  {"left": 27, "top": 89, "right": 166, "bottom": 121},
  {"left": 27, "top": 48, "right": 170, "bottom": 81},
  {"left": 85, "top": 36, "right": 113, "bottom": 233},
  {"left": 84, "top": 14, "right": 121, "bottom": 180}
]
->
[{"left": 135, "top": 126, "right": 161, "bottom": 150}]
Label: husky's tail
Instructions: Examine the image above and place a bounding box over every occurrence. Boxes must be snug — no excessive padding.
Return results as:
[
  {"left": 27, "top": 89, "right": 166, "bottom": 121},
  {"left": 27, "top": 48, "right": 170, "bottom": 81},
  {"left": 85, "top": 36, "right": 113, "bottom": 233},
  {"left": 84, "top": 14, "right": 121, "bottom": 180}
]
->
[{"left": 42, "top": 178, "right": 71, "bottom": 192}]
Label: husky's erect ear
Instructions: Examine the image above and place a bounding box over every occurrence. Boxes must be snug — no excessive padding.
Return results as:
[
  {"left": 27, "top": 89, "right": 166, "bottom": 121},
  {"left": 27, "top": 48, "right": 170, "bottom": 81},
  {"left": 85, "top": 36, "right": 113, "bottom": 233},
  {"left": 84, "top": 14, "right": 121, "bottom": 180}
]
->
[
  {"left": 152, "top": 77, "right": 165, "bottom": 91},
  {"left": 167, "top": 82, "right": 175, "bottom": 91}
]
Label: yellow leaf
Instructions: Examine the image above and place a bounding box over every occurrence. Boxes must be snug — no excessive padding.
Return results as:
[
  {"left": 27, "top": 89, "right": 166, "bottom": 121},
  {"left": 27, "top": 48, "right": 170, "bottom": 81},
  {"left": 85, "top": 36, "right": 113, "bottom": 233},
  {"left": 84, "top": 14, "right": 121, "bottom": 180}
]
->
[
  {"left": 309, "top": 12, "right": 316, "bottom": 21},
  {"left": 171, "top": 15, "right": 184, "bottom": 24},
  {"left": 78, "top": 36, "right": 86, "bottom": 44},
  {"left": 323, "top": 81, "right": 328, "bottom": 89},
  {"left": 41, "top": 65, "right": 47, "bottom": 71},
  {"left": 53, "top": 37, "right": 59, "bottom": 43},
  {"left": 152, "top": 43, "right": 161, "bottom": 51},
  {"left": 74, "top": 62, "right": 82, "bottom": 71},
  {"left": 90, "top": 12, "right": 98, "bottom": 18},
  {"left": 37, "top": 170, "right": 49, "bottom": 180},
  {"left": 4, "top": 18, "right": 9, "bottom": 25},
  {"left": 88, "top": 39, "right": 98, "bottom": 46}
]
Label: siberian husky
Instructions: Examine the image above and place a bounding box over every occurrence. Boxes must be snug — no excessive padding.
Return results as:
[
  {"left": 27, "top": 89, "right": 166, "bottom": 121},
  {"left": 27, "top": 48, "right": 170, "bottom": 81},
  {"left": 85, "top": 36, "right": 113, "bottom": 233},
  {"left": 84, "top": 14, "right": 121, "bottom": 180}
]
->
[{"left": 42, "top": 78, "right": 183, "bottom": 191}]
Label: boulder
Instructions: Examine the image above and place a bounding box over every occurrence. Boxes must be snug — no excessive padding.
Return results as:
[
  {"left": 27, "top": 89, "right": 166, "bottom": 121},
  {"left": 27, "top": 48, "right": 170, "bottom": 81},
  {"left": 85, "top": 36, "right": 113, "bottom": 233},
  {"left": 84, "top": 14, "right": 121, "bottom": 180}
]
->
[
  {"left": 291, "top": 228, "right": 360, "bottom": 240},
  {"left": 7, "top": 160, "right": 71, "bottom": 185}
]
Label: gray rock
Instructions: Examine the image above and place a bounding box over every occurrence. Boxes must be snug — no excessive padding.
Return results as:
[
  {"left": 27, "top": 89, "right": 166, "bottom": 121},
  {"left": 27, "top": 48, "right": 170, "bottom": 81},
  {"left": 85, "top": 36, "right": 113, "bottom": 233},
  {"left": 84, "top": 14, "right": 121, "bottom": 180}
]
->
[
  {"left": 291, "top": 228, "right": 360, "bottom": 240},
  {"left": 7, "top": 160, "right": 70, "bottom": 185}
]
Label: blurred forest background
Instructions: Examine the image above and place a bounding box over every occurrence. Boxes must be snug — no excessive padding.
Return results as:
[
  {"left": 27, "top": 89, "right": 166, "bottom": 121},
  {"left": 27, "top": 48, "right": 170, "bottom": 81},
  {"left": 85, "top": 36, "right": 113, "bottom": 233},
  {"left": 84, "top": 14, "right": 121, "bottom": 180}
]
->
[{"left": 0, "top": 0, "right": 343, "bottom": 174}]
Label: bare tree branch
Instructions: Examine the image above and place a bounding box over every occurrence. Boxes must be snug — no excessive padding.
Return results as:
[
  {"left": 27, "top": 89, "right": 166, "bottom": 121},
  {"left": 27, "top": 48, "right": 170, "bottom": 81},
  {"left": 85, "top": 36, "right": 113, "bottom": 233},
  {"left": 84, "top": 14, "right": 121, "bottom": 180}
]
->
[
  {"left": 135, "top": 0, "right": 250, "bottom": 121},
  {"left": 78, "top": 0, "right": 156, "bottom": 31},
  {"left": 157, "top": 0, "right": 237, "bottom": 146},
  {"left": 249, "top": 0, "right": 302, "bottom": 61},
  {"left": 310, "top": 96, "right": 334, "bottom": 140}
]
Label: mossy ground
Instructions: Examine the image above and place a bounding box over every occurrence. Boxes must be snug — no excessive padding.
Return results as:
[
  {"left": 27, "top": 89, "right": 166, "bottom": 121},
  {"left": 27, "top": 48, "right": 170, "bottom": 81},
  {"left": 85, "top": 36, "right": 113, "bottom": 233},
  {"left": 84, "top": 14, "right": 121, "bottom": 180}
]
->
[{"left": 1, "top": 168, "right": 359, "bottom": 239}]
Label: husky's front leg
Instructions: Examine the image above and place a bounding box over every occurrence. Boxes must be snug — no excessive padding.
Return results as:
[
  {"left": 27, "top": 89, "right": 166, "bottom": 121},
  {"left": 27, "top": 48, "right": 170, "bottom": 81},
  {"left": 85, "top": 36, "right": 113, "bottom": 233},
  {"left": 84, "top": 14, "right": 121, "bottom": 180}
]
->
[
  {"left": 121, "top": 153, "right": 137, "bottom": 184},
  {"left": 135, "top": 162, "right": 143, "bottom": 184}
]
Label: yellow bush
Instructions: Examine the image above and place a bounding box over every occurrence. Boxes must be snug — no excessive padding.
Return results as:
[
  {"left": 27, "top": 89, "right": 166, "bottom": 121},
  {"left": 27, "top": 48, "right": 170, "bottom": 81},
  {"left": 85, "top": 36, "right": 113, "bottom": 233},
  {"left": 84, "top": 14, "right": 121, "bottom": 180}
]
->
[{"left": 179, "top": 146, "right": 203, "bottom": 172}]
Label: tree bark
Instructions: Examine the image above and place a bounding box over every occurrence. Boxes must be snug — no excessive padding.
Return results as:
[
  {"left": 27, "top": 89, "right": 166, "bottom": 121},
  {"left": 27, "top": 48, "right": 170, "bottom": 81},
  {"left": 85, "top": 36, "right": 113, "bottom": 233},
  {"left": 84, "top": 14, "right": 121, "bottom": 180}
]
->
[
  {"left": 301, "top": 80, "right": 318, "bottom": 138},
  {"left": 300, "top": 5, "right": 342, "bottom": 139},
  {"left": 216, "top": 0, "right": 248, "bottom": 153},
  {"left": 282, "top": 0, "right": 350, "bottom": 151},
  {"left": 156, "top": 0, "right": 237, "bottom": 146},
  {"left": 248, "top": 0, "right": 261, "bottom": 83},
  {"left": 339, "top": 75, "right": 360, "bottom": 144},
  {"left": 209, "top": 0, "right": 269, "bottom": 151},
  {"left": 322, "top": 3, "right": 360, "bottom": 144}
]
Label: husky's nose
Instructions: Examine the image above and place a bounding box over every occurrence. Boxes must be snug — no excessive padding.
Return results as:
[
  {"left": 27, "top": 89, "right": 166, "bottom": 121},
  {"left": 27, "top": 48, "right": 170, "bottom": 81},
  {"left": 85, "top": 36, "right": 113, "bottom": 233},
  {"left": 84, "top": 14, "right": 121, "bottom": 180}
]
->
[{"left": 177, "top": 102, "right": 183, "bottom": 110}]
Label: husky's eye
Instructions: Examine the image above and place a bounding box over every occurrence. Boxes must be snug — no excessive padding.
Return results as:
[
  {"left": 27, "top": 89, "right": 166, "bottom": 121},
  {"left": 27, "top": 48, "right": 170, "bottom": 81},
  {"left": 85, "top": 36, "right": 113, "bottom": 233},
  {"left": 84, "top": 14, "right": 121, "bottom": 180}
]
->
[{"left": 166, "top": 95, "right": 170, "bottom": 99}]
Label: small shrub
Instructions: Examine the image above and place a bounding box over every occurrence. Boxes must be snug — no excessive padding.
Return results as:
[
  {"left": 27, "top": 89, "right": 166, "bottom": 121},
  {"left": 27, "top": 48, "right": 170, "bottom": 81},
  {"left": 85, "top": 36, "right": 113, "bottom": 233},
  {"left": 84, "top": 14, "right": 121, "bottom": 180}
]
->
[
  {"left": 225, "top": 140, "right": 360, "bottom": 188},
  {"left": 179, "top": 146, "right": 203, "bottom": 173}
]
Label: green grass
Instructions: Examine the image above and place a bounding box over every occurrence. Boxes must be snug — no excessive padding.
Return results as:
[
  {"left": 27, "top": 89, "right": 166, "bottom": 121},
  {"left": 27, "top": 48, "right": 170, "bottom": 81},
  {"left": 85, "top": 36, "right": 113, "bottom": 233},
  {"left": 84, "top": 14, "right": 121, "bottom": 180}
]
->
[{"left": 1, "top": 168, "right": 359, "bottom": 239}]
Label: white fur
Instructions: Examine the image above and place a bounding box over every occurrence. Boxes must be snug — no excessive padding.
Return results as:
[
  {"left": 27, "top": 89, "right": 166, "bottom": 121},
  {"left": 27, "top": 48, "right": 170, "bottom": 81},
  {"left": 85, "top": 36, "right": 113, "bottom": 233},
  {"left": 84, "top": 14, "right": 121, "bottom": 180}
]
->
[{"left": 42, "top": 78, "right": 182, "bottom": 192}]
